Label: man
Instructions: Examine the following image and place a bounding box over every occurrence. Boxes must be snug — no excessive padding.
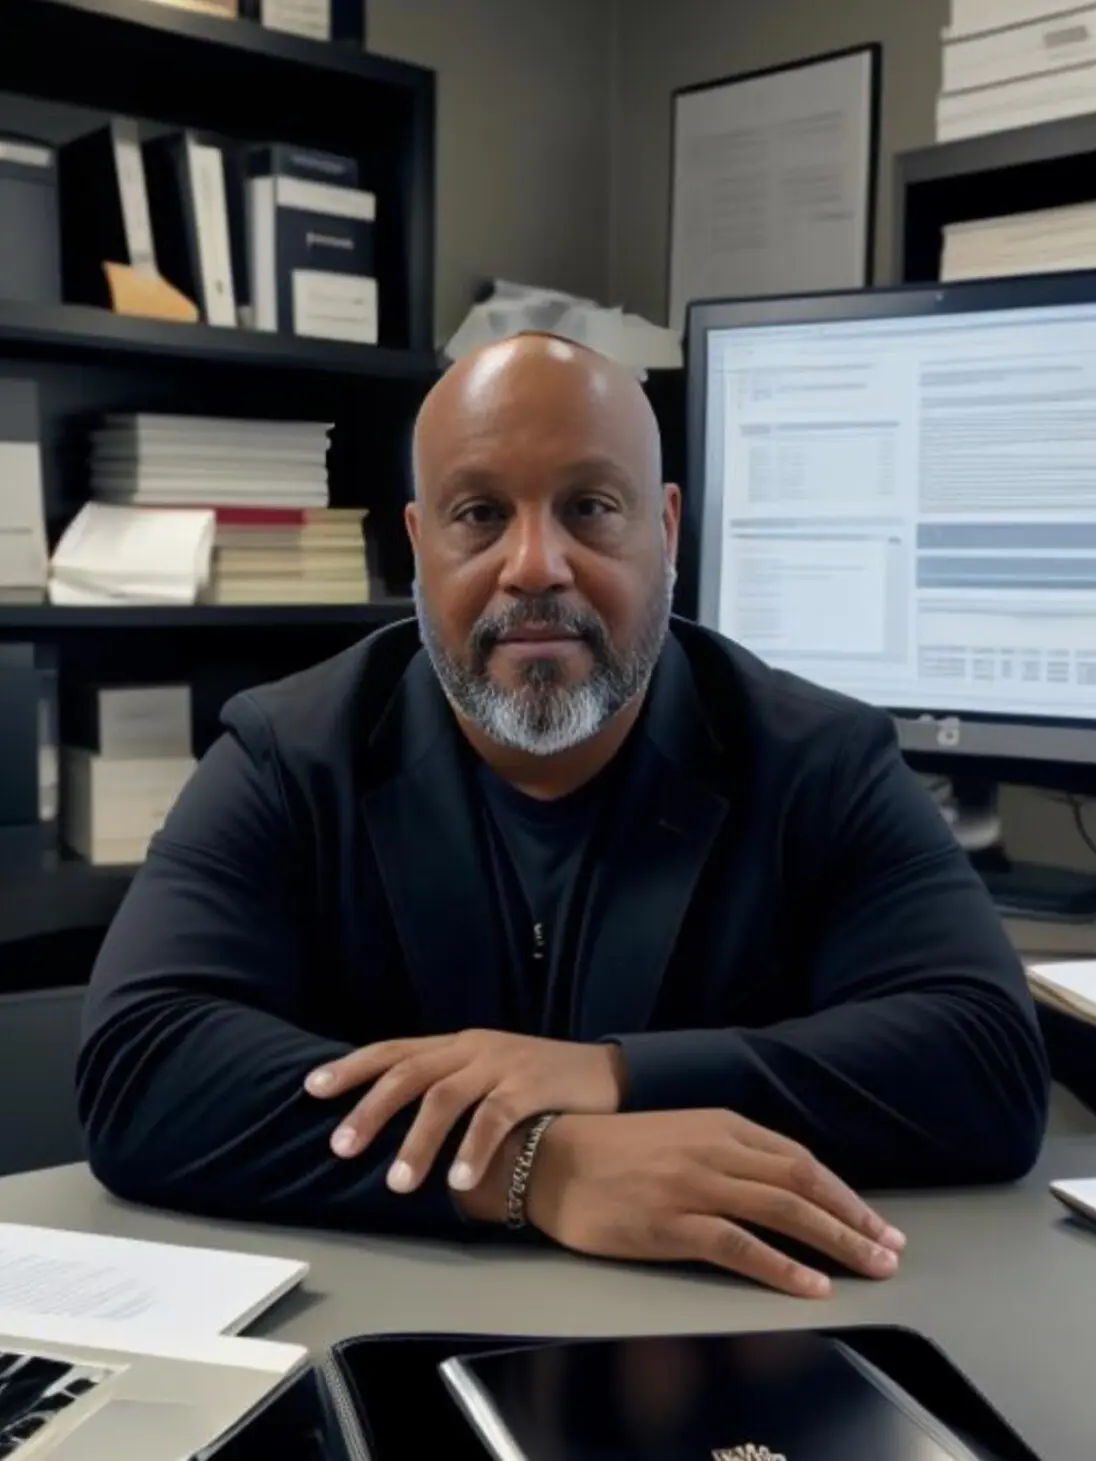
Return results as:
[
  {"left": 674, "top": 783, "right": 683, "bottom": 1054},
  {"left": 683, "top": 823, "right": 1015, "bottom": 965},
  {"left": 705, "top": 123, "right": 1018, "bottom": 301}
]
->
[{"left": 78, "top": 334, "right": 1048, "bottom": 1300}]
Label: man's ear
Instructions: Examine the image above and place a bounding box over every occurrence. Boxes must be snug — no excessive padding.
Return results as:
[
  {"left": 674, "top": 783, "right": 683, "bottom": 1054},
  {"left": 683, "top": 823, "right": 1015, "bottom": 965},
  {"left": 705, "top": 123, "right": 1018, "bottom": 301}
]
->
[
  {"left": 404, "top": 499, "right": 421, "bottom": 551},
  {"left": 661, "top": 483, "right": 682, "bottom": 565}
]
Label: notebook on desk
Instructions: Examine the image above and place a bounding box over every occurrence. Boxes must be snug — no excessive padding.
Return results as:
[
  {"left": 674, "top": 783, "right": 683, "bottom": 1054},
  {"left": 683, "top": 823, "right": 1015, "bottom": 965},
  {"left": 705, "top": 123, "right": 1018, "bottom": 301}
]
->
[{"left": 440, "top": 1331, "right": 997, "bottom": 1461}]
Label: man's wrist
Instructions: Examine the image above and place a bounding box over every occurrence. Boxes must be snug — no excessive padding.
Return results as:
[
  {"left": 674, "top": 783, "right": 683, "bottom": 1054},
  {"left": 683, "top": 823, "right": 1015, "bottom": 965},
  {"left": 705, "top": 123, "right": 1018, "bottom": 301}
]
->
[
  {"left": 524, "top": 1113, "right": 579, "bottom": 1232},
  {"left": 453, "top": 1127, "right": 528, "bottom": 1224},
  {"left": 603, "top": 1041, "right": 628, "bottom": 1106}
]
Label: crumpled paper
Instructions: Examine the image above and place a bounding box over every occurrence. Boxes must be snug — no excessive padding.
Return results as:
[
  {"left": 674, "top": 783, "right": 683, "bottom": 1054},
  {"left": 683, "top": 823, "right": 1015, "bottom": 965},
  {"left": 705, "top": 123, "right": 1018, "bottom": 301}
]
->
[{"left": 445, "top": 280, "right": 682, "bottom": 375}]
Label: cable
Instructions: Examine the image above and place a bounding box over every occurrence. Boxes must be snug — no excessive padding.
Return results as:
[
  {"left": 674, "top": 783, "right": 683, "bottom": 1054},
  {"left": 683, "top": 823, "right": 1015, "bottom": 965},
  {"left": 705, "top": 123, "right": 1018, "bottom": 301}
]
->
[
  {"left": 1072, "top": 798, "right": 1096, "bottom": 863},
  {"left": 1033, "top": 788, "right": 1096, "bottom": 866}
]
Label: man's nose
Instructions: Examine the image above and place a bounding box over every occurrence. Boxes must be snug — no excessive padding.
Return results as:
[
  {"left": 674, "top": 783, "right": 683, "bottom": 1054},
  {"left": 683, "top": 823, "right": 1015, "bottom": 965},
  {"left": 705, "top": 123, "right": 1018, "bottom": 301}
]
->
[{"left": 498, "top": 509, "right": 575, "bottom": 596}]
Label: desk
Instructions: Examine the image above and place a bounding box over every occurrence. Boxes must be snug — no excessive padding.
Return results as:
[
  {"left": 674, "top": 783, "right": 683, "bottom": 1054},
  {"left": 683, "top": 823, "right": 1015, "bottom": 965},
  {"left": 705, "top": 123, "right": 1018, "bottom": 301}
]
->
[
  {"left": 0, "top": 1143, "right": 1093, "bottom": 1459},
  {"left": 1007, "top": 916, "right": 1096, "bottom": 961}
]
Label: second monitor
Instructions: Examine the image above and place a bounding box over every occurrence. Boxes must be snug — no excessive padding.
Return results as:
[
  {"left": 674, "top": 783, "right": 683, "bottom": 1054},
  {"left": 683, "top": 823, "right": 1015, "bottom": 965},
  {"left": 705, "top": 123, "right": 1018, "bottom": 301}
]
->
[{"left": 687, "top": 273, "right": 1096, "bottom": 916}]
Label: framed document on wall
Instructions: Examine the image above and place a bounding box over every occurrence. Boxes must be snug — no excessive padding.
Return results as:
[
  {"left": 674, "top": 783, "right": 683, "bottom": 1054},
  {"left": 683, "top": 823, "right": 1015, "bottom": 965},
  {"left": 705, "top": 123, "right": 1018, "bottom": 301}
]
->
[{"left": 668, "top": 44, "right": 882, "bottom": 333}]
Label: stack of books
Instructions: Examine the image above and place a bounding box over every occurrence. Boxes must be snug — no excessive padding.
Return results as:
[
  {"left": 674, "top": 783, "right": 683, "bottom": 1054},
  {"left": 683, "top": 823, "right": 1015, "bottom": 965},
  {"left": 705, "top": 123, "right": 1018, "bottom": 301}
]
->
[
  {"left": 89, "top": 413, "right": 330, "bottom": 508},
  {"left": 60, "top": 683, "right": 195, "bottom": 866},
  {"left": 938, "top": 1, "right": 1096, "bottom": 141},
  {"left": 86, "top": 413, "right": 370, "bottom": 607},
  {"left": 941, "top": 200, "right": 1096, "bottom": 278},
  {"left": 210, "top": 506, "right": 369, "bottom": 606},
  {"left": 0, "top": 381, "right": 48, "bottom": 604}
]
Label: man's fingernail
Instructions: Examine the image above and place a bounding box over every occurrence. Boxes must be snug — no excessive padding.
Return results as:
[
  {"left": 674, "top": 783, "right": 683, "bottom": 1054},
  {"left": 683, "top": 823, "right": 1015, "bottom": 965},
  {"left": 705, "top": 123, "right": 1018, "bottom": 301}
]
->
[
  {"left": 871, "top": 1246, "right": 899, "bottom": 1276},
  {"left": 387, "top": 1161, "right": 414, "bottom": 1193},
  {"left": 306, "top": 1069, "right": 334, "bottom": 1095},
  {"left": 448, "top": 1162, "right": 474, "bottom": 1191},
  {"left": 881, "top": 1226, "right": 907, "bottom": 1252},
  {"left": 803, "top": 1271, "right": 832, "bottom": 1298},
  {"left": 331, "top": 1126, "right": 357, "bottom": 1157}
]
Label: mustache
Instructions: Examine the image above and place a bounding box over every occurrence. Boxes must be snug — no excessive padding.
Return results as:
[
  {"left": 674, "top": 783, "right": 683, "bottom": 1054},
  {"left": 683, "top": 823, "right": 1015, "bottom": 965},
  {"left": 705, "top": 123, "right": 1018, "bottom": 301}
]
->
[{"left": 470, "top": 597, "right": 609, "bottom": 662}]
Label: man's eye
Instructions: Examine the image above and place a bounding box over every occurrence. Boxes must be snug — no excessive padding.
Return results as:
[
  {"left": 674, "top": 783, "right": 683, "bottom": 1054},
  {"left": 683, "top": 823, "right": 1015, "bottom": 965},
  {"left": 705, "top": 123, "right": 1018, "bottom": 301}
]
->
[
  {"left": 456, "top": 502, "right": 504, "bottom": 527},
  {"left": 571, "top": 496, "right": 615, "bottom": 518}
]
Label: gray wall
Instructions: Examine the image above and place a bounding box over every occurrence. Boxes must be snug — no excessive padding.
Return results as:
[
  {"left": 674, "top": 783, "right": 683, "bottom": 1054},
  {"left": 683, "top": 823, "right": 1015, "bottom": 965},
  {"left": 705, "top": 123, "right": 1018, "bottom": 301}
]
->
[
  {"left": 608, "top": 0, "right": 949, "bottom": 321},
  {"left": 369, "top": 0, "right": 614, "bottom": 344}
]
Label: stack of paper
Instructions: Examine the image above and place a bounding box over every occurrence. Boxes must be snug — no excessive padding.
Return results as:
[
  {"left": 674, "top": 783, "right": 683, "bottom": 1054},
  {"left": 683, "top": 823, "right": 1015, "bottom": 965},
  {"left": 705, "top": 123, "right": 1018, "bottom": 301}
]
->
[
  {"left": 89, "top": 413, "right": 330, "bottom": 508},
  {"left": 48, "top": 503, "right": 215, "bottom": 606},
  {"left": 1026, "top": 960, "right": 1096, "bottom": 1023},
  {"left": 208, "top": 505, "right": 370, "bottom": 605},
  {"left": 938, "top": 2, "right": 1096, "bottom": 141},
  {"left": 941, "top": 201, "right": 1096, "bottom": 280},
  {"left": 82, "top": 413, "right": 369, "bottom": 606}
]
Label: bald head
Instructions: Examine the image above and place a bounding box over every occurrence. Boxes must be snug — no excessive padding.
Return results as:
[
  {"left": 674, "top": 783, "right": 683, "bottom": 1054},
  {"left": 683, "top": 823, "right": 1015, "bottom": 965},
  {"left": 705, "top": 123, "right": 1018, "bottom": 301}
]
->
[
  {"left": 405, "top": 331, "right": 680, "bottom": 760},
  {"left": 413, "top": 333, "right": 663, "bottom": 500}
]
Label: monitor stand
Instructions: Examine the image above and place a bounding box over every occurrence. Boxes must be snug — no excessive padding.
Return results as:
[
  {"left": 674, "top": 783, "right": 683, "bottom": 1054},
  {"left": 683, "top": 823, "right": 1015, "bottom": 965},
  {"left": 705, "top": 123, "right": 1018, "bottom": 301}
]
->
[{"left": 948, "top": 776, "right": 1096, "bottom": 923}]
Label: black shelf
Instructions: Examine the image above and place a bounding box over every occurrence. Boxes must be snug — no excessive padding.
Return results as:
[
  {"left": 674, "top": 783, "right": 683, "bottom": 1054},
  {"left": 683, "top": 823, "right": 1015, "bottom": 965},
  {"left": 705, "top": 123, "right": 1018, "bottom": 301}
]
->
[
  {"left": 0, "top": 300, "right": 439, "bottom": 379},
  {"left": 899, "top": 113, "right": 1096, "bottom": 188},
  {"left": 896, "top": 115, "right": 1096, "bottom": 283},
  {"left": 4, "top": 0, "right": 437, "bottom": 356},
  {"left": 0, "top": 1, "right": 438, "bottom": 959},
  {"left": 14, "top": 0, "right": 428, "bottom": 88},
  {"left": 0, "top": 599, "right": 414, "bottom": 636},
  {"left": 0, "top": 858, "right": 135, "bottom": 952}
]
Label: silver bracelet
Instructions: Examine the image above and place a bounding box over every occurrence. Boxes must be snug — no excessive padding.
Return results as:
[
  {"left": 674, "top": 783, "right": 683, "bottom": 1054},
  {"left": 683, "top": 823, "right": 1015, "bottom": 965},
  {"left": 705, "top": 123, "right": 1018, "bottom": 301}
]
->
[{"left": 505, "top": 1113, "right": 560, "bottom": 1230}]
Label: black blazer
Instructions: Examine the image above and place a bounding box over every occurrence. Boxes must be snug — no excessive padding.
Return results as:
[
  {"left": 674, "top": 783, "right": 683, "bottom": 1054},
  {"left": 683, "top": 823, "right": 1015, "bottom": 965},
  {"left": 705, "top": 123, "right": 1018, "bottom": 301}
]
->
[{"left": 77, "top": 618, "right": 1048, "bottom": 1235}]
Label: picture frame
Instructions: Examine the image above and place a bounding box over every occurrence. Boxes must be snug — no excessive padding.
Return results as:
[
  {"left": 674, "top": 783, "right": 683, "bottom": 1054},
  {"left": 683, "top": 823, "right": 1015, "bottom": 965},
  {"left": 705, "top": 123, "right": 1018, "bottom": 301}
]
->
[{"left": 668, "top": 44, "right": 883, "bottom": 333}]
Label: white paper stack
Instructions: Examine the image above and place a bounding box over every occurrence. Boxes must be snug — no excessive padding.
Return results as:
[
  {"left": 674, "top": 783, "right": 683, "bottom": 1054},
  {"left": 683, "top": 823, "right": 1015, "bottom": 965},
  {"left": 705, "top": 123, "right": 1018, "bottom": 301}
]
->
[
  {"left": 48, "top": 503, "right": 215, "bottom": 606},
  {"left": 89, "top": 413, "right": 331, "bottom": 508},
  {"left": 80, "top": 413, "right": 369, "bottom": 606},
  {"left": 60, "top": 683, "right": 195, "bottom": 865},
  {"left": 938, "top": 2, "right": 1096, "bottom": 141},
  {"left": 941, "top": 200, "right": 1096, "bottom": 278},
  {"left": 1027, "top": 959, "right": 1096, "bottom": 1022}
]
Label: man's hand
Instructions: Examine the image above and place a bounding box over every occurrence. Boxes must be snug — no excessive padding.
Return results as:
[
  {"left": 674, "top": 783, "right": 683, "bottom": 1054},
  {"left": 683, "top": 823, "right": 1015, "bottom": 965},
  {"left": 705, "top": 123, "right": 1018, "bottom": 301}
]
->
[
  {"left": 305, "top": 1032, "right": 625, "bottom": 1194},
  {"left": 525, "top": 1110, "right": 906, "bottom": 1298}
]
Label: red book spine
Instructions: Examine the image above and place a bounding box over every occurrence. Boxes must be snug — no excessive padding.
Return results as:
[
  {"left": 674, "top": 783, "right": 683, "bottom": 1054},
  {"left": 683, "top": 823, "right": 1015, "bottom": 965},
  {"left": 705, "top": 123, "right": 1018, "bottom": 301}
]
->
[{"left": 211, "top": 508, "right": 308, "bottom": 525}]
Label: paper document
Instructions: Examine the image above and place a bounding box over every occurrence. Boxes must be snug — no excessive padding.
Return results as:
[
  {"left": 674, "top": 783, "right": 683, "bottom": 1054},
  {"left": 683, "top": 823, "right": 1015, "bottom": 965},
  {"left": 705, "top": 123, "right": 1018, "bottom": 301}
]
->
[
  {"left": 0, "top": 1226, "right": 308, "bottom": 1340},
  {"left": 1026, "top": 961, "right": 1096, "bottom": 1022}
]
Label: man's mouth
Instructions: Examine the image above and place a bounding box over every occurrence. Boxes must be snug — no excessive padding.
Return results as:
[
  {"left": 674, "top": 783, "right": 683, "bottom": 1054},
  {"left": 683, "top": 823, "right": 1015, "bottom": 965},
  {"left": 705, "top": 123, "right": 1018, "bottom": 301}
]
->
[{"left": 497, "top": 624, "right": 583, "bottom": 644}]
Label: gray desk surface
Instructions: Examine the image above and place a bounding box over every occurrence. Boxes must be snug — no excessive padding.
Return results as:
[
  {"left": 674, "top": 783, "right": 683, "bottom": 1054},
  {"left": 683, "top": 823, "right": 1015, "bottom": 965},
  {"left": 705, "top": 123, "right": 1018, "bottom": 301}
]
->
[{"left": 0, "top": 1143, "right": 1093, "bottom": 1460}]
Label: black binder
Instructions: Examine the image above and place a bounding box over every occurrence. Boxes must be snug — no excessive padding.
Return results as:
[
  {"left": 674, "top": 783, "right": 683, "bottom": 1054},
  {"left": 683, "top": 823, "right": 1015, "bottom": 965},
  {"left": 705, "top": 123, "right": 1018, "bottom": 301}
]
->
[
  {"left": 143, "top": 131, "right": 241, "bottom": 325},
  {"left": 325, "top": 1327, "right": 1042, "bottom": 1461},
  {"left": 58, "top": 119, "right": 156, "bottom": 308},
  {"left": 244, "top": 143, "right": 376, "bottom": 341}
]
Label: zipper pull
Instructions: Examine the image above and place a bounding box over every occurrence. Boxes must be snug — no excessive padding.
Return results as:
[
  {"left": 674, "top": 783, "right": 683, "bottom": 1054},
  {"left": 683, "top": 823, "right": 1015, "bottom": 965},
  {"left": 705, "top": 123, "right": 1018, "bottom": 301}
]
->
[{"left": 532, "top": 922, "right": 546, "bottom": 962}]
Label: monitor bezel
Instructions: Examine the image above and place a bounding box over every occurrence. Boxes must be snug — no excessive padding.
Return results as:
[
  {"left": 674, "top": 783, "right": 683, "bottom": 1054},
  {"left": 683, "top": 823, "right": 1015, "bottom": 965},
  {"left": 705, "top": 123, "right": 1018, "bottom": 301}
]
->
[{"left": 683, "top": 271, "right": 1096, "bottom": 769}]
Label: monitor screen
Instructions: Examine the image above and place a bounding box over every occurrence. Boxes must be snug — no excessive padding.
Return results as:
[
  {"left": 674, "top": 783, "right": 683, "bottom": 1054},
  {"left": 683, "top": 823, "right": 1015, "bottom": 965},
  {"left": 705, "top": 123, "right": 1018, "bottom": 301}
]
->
[{"left": 695, "top": 289, "right": 1096, "bottom": 726}]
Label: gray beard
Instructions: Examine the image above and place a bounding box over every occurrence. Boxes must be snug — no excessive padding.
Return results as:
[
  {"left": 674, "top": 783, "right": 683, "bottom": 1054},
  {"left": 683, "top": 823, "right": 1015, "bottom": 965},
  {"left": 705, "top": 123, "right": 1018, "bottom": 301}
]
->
[{"left": 414, "top": 559, "right": 675, "bottom": 756}]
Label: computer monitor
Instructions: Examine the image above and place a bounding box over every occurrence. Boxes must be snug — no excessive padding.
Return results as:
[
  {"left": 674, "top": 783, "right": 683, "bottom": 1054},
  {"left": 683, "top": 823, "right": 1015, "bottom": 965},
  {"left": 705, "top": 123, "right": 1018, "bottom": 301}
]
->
[{"left": 686, "top": 274, "right": 1096, "bottom": 915}]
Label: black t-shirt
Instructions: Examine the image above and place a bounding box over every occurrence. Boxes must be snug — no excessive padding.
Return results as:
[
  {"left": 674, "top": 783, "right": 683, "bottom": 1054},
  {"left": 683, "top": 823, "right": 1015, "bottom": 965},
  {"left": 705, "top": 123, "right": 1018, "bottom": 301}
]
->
[{"left": 476, "top": 758, "right": 620, "bottom": 1035}]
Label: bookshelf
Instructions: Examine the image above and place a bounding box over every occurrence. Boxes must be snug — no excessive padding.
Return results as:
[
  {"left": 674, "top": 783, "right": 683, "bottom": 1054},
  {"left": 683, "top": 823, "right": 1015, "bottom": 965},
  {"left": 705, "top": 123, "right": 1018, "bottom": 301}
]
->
[
  {"left": 0, "top": 299, "right": 440, "bottom": 378},
  {"left": 0, "top": 600, "right": 413, "bottom": 634},
  {"left": 0, "top": 0, "right": 437, "bottom": 963},
  {"left": 895, "top": 113, "right": 1096, "bottom": 283}
]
